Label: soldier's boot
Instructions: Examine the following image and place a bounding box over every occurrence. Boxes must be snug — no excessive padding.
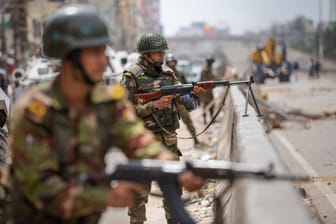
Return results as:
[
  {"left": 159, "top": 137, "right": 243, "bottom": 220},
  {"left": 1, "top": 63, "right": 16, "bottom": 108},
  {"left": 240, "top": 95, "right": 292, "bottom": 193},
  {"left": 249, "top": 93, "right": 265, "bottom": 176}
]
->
[
  {"left": 194, "top": 136, "right": 201, "bottom": 148},
  {"left": 167, "top": 219, "right": 179, "bottom": 224}
]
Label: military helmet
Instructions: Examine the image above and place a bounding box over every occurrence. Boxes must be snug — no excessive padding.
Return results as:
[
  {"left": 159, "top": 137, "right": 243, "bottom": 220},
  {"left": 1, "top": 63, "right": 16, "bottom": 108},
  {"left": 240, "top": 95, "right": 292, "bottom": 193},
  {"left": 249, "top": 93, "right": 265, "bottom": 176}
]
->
[
  {"left": 137, "top": 32, "right": 168, "bottom": 54},
  {"left": 165, "top": 53, "right": 177, "bottom": 63},
  {"left": 206, "top": 56, "right": 215, "bottom": 64},
  {"left": 42, "top": 4, "right": 113, "bottom": 59}
]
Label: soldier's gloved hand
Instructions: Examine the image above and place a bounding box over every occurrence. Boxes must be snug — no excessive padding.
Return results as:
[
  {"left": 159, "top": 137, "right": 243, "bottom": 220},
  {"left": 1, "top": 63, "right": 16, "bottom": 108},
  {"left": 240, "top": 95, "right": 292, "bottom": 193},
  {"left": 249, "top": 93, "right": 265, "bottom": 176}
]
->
[
  {"left": 106, "top": 181, "right": 145, "bottom": 207},
  {"left": 178, "top": 171, "right": 206, "bottom": 192},
  {"left": 181, "top": 93, "right": 199, "bottom": 111},
  {"left": 192, "top": 86, "right": 206, "bottom": 97},
  {"left": 153, "top": 95, "right": 174, "bottom": 110}
]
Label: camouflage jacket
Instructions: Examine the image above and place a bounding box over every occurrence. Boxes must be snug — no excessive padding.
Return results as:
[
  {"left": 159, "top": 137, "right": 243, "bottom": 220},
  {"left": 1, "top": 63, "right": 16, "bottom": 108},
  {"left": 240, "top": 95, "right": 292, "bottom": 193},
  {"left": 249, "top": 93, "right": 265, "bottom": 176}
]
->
[
  {"left": 121, "top": 57, "right": 181, "bottom": 146},
  {"left": 9, "top": 77, "right": 165, "bottom": 219},
  {"left": 173, "top": 68, "right": 188, "bottom": 84},
  {"left": 200, "top": 65, "right": 216, "bottom": 103}
]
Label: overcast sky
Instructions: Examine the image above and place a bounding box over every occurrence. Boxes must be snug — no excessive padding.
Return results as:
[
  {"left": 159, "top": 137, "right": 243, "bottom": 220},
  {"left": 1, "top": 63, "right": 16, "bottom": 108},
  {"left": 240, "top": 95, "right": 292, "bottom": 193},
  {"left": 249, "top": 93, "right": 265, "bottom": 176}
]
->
[{"left": 160, "top": 0, "right": 331, "bottom": 36}]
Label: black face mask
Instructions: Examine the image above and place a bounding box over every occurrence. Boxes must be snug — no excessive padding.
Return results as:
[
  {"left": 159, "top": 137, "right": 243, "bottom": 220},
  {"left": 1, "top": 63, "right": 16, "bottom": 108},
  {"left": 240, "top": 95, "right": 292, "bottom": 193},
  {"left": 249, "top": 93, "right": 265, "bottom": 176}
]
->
[
  {"left": 154, "top": 61, "right": 163, "bottom": 67},
  {"left": 153, "top": 63, "right": 162, "bottom": 73}
]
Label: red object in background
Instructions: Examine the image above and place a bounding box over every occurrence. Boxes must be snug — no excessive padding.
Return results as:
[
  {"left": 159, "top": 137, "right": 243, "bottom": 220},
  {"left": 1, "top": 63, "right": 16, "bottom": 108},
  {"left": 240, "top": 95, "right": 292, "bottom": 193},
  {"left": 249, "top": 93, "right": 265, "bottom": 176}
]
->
[
  {"left": 6, "top": 65, "right": 15, "bottom": 75},
  {"left": 203, "top": 25, "right": 214, "bottom": 36}
]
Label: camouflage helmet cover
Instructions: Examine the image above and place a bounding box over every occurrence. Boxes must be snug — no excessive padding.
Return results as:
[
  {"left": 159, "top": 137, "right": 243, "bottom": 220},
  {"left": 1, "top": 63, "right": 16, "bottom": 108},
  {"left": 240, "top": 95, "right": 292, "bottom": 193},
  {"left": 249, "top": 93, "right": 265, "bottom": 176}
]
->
[
  {"left": 137, "top": 32, "right": 169, "bottom": 54},
  {"left": 165, "top": 53, "right": 177, "bottom": 63},
  {"left": 42, "top": 4, "right": 113, "bottom": 59},
  {"left": 206, "top": 56, "right": 215, "bottom": 64}
]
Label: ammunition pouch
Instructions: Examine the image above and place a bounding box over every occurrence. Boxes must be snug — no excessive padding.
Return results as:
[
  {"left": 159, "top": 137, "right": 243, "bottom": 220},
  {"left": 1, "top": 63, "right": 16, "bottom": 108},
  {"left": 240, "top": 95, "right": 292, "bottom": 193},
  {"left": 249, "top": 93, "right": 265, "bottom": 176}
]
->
[
  {"left": 144, "top": 108, "right": 179, "bottom": 132},
  {"left": 155, "top": 108, "right": 179, "bottom": 127}
]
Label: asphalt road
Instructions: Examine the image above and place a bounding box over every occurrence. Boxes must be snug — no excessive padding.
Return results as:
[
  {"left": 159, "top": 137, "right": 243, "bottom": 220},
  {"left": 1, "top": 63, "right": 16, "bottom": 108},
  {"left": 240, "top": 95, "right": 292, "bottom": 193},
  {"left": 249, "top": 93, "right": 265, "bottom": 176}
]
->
[{"left": 260, "top": 71, "right": 336, "bottom": 224}]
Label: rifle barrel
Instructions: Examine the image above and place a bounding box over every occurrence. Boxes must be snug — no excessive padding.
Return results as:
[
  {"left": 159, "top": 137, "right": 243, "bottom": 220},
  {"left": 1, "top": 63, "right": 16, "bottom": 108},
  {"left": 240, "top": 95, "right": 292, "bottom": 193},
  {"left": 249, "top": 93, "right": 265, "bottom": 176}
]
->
[{"left": 227, "top": 80, "right": 250, "bottom": 86}]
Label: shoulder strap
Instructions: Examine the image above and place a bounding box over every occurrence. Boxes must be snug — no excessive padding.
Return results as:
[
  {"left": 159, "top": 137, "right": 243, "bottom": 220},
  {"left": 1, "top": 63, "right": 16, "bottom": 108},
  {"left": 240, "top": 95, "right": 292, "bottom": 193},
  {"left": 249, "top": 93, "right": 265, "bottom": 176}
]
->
[{"left": 124, "top": 64, "right": 145, "bottom": 78}]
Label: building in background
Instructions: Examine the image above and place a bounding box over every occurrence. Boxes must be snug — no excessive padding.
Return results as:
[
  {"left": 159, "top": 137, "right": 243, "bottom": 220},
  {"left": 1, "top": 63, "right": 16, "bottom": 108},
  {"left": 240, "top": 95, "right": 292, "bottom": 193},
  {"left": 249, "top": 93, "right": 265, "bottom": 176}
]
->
[
  {"left": 1, "top": 0, "right": 162, "bottom": 66},
  {"left": 176, "top": 22, "right": 230, "bottom": 37}
]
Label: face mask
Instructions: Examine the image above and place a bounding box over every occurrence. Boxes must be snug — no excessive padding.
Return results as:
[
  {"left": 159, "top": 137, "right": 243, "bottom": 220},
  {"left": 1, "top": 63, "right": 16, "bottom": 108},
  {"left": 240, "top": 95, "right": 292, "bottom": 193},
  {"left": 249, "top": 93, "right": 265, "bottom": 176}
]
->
[{"left": 154, "top": 61, "right": 163, "bottom": 67}]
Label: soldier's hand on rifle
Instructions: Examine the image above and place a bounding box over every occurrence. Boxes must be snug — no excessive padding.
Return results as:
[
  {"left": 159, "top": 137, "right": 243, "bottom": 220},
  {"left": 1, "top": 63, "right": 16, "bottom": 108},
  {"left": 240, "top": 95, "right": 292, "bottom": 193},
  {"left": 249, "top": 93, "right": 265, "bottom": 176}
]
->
[
  {"left": 192, "top": 86, "right": 206, "bottom": 97},
  {"left": 106, "top": 180, "right": 146, "bottom": 207},
  {"left": 178, "top": 171, "right": 206, "bottom": 192},
  {"left": 153, "top": 95, "right": 175, "bottom": 110}
]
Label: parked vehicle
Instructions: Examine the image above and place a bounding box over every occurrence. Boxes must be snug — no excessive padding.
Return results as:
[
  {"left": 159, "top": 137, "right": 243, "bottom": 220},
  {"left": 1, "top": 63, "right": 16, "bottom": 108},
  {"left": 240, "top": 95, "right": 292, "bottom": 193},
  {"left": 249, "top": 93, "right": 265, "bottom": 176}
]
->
[{"left": 176, "top": 60, "right": 202, "bottom": 83}]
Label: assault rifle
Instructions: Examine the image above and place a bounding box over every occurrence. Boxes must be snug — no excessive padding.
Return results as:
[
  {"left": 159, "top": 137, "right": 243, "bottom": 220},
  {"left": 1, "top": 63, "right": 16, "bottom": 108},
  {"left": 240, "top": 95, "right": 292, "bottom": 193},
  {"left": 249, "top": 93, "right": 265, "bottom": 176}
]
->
[
  {"left": 132, "top": 76, "right": 262, "bottom": 117},
  {"left": 88, "top": 159, "right": 309, "bottom": 224}
]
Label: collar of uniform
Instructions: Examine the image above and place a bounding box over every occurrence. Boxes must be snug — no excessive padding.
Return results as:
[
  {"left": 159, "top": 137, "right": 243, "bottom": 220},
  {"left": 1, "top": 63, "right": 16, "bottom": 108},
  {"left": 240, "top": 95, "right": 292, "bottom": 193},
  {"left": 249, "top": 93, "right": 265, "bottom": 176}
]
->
[
  {"left": 49, "top": 76, "right": 70, "bottom": 112},
  {"left": 137, "top": 56, "right": 161, "bottom": 77}
]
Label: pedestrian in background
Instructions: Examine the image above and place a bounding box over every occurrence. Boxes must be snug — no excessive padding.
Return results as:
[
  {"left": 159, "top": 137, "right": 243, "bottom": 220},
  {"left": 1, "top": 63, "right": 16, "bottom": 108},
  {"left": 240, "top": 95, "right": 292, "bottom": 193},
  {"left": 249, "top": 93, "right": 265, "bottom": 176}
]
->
[
  {"left": 315, "top": 59, "right": 320, "bottom": 79},
  {"left": 165, "top": 53, "right": 201, "bottom": 148},
  {"left": 308, "top": 57, "right": 315, "bottom": 79},
  {"left": 200, "top": 56, "right": 216, "bottom": 125}
]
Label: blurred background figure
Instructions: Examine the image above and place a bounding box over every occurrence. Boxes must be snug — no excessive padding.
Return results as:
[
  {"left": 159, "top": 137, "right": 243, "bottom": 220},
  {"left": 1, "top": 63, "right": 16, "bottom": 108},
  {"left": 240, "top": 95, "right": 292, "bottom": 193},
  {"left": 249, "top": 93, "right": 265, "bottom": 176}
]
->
[
  {"left": 200, "top": 56, "right": 216, "bottom": 125},
  {"left": 165, "top": 53, "right": 201, "bottom": 148},
  {"left": 308, "top": 57, "right": 315, "bottom": 79}
]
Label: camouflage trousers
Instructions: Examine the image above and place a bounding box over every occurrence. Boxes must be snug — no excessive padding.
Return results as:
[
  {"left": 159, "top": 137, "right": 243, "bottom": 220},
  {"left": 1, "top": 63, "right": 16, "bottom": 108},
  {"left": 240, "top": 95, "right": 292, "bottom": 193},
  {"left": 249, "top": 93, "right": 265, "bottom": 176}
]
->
[
  {"left": 4, "top": 204, "right": 102, "bottom": 224},
  {"left": 200, "top": 91, "right": 215, "bottom": 122},
  {"left": 3, "top": 191, "right": 102, "bottom": 224},
  {"left": 176, "top": 103, "right": 196, "bottom": 138},
  {"left": 128, "top": 143, "right": 182, "bottom": 224}
]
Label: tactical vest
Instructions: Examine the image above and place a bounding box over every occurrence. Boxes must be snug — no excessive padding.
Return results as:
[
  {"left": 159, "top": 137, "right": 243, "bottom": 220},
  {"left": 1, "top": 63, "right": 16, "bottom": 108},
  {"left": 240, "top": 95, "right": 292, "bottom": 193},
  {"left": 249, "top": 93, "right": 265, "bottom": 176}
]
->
[{"left": 126, "top": 64, "right": 180, "bottom": 132}]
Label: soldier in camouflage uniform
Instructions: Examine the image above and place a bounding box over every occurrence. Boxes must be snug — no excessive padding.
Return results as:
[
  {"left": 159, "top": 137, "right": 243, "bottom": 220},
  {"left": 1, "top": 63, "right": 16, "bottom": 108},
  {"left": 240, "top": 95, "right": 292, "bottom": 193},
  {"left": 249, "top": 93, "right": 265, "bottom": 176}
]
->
[
  {"left": 165, "top": 54, "right": 200, "bottom": 148},
  {"left": 121, "top": 32, "right": 206, "bottom": 224},
  {"left": 200, "top": 56, "right": 216, "bottom": 125},
  {"left": 8, "top": 5, "right": 204, "bottom": 224}
]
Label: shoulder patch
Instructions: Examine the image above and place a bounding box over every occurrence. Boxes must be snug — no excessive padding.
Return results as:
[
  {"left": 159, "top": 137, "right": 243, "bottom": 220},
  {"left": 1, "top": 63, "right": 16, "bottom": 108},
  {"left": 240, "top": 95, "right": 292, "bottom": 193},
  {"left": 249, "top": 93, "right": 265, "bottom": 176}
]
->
[
  {"left": 25, "top": 92, "right": 52, "bottom": 123},
  {"left": 27, "top": 99, "right": 47, "bottom": 119},
  {"left": 126, "top": 64, "right": 145, "bottom": 77},
  {"left": 110, "top": 85, "right": 125, "bottom": 100},
  {"left": 91, "top": 84, "right": 126, "bottom": 103}
]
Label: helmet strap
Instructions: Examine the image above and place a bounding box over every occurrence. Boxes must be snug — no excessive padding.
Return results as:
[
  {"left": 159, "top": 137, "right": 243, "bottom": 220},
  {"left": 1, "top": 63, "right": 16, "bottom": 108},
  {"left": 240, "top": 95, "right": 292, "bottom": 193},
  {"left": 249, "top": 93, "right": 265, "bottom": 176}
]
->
[
  {"left": 66, "top": 50, "right": 96, "bottom": 86},
  {"left": 145, "top": 53, "right": 163, "bottom": 68}
]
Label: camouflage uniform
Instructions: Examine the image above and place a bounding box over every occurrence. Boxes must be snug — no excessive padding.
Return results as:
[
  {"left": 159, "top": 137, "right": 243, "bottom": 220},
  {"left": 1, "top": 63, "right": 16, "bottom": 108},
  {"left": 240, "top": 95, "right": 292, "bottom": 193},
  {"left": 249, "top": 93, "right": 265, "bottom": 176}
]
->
[
  {"left": 200, "top": 63, "right": 216, "bottom": 124},
  {"left": 121, "top": 56, "right": 182, "bottom": 223},
  {"left": 0, "top": 99, "right": 9, "bottom": 223},
  {"left": 168, "top": 67, "right": 199, "bottom": 147},
  {"left": 8, "top": 78, "right": 166, "bottom": 224}
]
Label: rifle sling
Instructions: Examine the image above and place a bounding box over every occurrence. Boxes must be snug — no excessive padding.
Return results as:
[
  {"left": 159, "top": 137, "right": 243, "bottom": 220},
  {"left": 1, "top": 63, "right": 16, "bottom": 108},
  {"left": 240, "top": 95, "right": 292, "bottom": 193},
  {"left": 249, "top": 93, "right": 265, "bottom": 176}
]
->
[{"left": 177, "top": 86, "right": 230, "bottom": 139}]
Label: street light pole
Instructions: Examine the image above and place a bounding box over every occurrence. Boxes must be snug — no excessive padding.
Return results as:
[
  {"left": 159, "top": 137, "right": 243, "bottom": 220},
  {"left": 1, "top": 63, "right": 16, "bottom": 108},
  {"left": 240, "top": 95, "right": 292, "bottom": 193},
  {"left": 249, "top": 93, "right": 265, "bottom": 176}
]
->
[{"left": 317, "top": 0, "right": 324, "bottom": 61}]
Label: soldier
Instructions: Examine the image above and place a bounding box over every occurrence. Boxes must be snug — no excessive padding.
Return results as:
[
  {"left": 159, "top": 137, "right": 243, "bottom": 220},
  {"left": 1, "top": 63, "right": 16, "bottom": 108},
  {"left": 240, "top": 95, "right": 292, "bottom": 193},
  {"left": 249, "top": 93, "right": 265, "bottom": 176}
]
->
[
  {"left": 165, "top": 54, "right": 200, "bottom": 147},
  {"left": 8, "top": 5, "right": 204, "bottom": 224},
  {"left": 200, "top": 56, "right": 216, "bottom": 125},
  {"left": 121, "top": 32, "right": 206, "bottom": 224}
]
